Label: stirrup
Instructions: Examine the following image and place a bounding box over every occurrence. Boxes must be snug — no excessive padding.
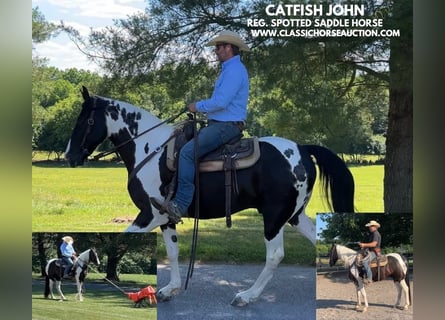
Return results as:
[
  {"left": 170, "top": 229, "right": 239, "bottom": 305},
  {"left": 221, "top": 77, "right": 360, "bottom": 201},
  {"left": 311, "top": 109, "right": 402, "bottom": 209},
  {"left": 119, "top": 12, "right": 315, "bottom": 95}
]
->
[{"left": 150, "top": 197, "right": 183, "bottom": 224}]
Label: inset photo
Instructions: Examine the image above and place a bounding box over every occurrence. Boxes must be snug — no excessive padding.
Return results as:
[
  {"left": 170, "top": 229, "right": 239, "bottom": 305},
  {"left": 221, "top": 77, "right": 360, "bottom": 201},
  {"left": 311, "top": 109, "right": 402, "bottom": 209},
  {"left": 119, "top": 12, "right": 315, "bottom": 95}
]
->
[
  {"left": 316, "top": 212, "right": 413, "bottom": 318},
  {"left": 32, "top": 232, "right": 157, "bottom": 320}
]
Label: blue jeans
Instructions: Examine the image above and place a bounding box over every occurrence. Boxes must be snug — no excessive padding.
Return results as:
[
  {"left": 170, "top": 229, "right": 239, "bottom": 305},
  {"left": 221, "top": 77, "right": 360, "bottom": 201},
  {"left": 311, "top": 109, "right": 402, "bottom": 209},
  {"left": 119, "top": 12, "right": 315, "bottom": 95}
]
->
[
  {"left": 173, "top": 121, "right": 242, "bottom": 212},
  {"left": 362, "top": 251, "right": 376, "bottom": 280},
  {"left": 62, "top": 256, "right": 73, "bottom": 276}
]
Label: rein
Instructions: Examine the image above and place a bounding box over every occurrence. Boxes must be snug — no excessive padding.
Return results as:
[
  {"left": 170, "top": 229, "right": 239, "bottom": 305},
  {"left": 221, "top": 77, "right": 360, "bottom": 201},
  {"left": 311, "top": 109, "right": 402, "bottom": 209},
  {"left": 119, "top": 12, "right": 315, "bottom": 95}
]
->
[
  {"left": 90, "top": 104, "right": 187, "bottom": 161},
  {"left": 185, "top": 113, "right": 200, "bottom": 290},
  {"left": 127, "top": 132, "right": 179, "bottom": 184}
]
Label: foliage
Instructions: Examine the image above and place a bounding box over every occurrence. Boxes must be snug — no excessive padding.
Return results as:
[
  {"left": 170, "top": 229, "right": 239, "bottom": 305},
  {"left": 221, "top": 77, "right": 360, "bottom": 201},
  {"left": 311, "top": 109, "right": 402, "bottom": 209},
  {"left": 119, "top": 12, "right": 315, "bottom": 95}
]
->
[
  {"left": 32, "top": 232, "right": 157, "bottom": 277},
  {"left": 53, "top": 0, "right": 394, "bottom": 154},
  {"left": 33, "top": 0, "right": 412, "bottom": 212},
  {"left": 32, "top": 6, "right": 59, "bottom": 44},
  {"left": 318, "top": 212, "right": 413, "bottom": 248}
]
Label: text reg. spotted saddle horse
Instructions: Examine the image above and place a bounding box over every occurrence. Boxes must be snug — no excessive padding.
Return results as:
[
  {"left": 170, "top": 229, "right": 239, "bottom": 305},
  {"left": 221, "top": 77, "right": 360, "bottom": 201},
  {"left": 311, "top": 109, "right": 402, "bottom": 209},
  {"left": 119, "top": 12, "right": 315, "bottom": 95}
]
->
[{"left": 163, "top": 119, "right": 260, "bottom": 227}]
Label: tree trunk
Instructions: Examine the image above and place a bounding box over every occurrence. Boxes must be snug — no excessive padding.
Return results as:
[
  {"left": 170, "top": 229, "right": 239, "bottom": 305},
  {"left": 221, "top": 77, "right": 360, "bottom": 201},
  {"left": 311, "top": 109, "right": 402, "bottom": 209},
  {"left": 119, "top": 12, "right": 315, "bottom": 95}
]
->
[
  {"left": 106, "top": 255, "right": 120, "bottom": 281},
  {"left": 384, "top": 0, "right": 413, "bottom": 212},
  {"left": 37, "top": 233, "right": 47, "bottom": 277}
]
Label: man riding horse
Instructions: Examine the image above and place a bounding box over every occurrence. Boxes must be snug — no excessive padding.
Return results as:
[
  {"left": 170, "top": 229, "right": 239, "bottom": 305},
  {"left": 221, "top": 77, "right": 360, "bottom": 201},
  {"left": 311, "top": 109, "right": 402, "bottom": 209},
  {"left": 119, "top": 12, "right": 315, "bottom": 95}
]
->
[
  {"left": 151, "top": 30, "right": 250, "bottom": 223},
  {"left": 359, "top": 220, "right": 382, "bottom": 284},
  {"left": 60, "top": 236, "right": 77, "bottom": 279}
]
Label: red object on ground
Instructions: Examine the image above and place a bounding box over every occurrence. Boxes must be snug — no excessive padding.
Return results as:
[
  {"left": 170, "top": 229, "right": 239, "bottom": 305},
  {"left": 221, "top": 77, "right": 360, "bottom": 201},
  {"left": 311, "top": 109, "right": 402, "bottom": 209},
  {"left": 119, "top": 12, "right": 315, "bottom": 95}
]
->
[{"left": 126, "top": 285, "right": 157, "bottom": 306}]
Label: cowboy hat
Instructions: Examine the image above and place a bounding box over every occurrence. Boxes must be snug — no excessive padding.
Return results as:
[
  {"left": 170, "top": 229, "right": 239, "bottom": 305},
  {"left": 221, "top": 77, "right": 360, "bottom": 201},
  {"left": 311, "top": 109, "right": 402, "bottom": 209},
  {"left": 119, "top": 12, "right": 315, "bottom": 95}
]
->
[
  {"left": 205, "top": 30, "right": 250, "bottom": 51},
  {"left": 365, "top": 220, "right": 381, "bottom": 228},
  {"left": 62, "top": 236, "right": 74, "bottom": 243}
]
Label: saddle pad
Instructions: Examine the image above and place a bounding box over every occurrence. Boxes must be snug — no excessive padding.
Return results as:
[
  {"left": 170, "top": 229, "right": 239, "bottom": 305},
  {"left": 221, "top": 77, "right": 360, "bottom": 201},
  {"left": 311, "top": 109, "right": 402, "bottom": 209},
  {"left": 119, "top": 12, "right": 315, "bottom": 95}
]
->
[{"left": 166, "top": 137, "right": 260, "bottom": 172}]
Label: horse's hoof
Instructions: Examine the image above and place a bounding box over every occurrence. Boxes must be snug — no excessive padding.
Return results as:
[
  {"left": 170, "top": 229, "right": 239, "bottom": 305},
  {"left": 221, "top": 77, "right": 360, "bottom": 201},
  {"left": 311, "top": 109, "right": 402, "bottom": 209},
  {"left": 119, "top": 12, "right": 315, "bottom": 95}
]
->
[
  {"left": 395, "top": 305, "right": 408, "bottom": 310},
  {"left": 231, "top": 296, "right": 249, "bottom": 307},
  {"left": 156, "top": 291, "right": 172, "bottom": 302},
  {"left": 361, "top": 307, "right": 368, "bottom": 313}
]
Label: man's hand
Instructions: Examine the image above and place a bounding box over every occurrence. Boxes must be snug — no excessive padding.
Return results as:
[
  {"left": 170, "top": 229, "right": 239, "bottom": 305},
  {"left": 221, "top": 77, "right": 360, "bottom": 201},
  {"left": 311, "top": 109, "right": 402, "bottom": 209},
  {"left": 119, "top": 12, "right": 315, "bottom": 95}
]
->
[
  {"left": 188, "top": 103, "right": 197, "bottom": 113},
  {"left": 359, "top": 242, "right": 366, "bottom": 248}
]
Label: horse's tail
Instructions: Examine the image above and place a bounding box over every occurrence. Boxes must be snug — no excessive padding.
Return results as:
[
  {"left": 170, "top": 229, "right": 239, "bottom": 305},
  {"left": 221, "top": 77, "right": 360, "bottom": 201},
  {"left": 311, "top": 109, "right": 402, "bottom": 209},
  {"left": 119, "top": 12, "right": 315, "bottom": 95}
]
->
[{"left": 304, "top": 145, "right": 354, "bottom": 212}]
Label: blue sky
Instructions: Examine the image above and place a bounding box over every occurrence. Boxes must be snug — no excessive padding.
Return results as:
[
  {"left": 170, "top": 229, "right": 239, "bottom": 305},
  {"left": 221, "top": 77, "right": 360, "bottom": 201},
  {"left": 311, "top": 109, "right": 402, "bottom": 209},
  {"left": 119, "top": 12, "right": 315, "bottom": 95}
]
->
[
  {"left": 32, "top": 0, "right": 147, "bottom": 72},
  {"left": 316, "top": 213, "right": 330, "bottom": 240}
]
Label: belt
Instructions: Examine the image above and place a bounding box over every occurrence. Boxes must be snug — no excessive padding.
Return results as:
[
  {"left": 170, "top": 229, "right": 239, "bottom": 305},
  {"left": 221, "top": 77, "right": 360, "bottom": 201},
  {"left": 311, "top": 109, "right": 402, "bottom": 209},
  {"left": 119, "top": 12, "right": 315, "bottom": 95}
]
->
[{"left": 208, "top": 119, "right": 245, "bottom": 131}]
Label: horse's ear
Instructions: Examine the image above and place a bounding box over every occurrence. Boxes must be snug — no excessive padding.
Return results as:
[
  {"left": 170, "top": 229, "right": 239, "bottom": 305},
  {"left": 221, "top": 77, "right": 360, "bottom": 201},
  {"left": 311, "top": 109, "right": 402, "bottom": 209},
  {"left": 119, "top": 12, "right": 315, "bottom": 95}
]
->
[{"left": 81, "top": 86, "right": 90, "bottom": 101}]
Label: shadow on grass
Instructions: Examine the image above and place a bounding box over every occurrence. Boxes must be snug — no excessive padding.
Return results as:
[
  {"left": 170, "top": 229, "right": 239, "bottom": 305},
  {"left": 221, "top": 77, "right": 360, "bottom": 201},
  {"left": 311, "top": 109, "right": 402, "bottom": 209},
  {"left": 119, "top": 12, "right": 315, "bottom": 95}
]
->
[
  {"left": 32, "top": 160, "right": 125, "bottom": 168},
  {"left": 32, "top": 280, "right": 157, "bottom": 308}
]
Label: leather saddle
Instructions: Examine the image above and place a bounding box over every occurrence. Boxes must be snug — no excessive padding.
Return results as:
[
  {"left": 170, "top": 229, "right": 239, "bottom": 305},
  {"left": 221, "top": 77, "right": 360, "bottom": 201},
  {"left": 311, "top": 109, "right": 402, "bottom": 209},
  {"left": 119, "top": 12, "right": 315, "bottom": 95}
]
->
[
  {"left": 163, "top": 122, "right": 261, "bottom": 228},
  {"left": 55, "top": 259, "right": 69, "bottom": 268},
  {"left": 166, "top": 133, "right": 260, "bottom": 172},
  {"left": 357, "top": 252, "right": 388, "bottom": 268}
]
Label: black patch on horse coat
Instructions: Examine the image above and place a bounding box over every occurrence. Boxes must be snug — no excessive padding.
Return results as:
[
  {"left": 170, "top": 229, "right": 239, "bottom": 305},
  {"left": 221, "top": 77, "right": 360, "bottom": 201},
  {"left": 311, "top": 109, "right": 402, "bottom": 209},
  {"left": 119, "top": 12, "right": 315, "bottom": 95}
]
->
[
  {"left": 284, "top": 148, "right": 294, "bottom": 158},
  {"left": 109, "top": 128, "right": 136, "bottom": 172},
  {"left": 144, "top": 143, "right": 149, "bottom": 154},
  {"left": 120, "top": 108, "right": 141, "bottom": 135},
  {"left": 293, "top": 160, "right": 307, "bottom": 182},
  {"left": 107, "top": 105, "right": 120, "bottom": 121},
  {"left": 157, "top": 141, "right": 310, "bottom": 241},
  {"left": 129, "top": 177, "right": 154, "bottom": 229}
]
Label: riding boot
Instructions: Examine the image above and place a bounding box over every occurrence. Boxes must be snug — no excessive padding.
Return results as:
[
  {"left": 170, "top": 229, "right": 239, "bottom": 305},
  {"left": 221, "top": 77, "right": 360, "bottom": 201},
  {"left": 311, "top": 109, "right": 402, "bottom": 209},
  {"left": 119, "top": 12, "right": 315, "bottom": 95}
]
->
[{"left": 150, "top": 197, "right": 184, "bottom": 224}]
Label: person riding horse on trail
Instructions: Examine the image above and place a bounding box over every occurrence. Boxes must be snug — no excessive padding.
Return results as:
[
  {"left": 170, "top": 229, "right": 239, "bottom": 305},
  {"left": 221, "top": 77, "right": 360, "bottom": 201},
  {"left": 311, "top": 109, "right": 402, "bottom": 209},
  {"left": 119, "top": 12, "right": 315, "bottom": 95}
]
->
[
  {"left": 151, "top": 30, "right": 250, "bottom": 223},
  {"left": 60, "top": 236, "right": 77, "bottom": 279},
  {"left": 359, "top": 220, "right": 382, "bottom": 284}
]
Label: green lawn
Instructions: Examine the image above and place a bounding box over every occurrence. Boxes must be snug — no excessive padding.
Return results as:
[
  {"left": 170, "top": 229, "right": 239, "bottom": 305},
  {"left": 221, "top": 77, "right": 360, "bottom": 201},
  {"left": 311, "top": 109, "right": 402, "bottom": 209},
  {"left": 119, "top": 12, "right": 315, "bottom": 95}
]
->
[
  {"left": 32, "top": 160, "right": 383, "bottom": 264},
  {"left": 32, "top": 273, "right": 156, "bottom": 320}
]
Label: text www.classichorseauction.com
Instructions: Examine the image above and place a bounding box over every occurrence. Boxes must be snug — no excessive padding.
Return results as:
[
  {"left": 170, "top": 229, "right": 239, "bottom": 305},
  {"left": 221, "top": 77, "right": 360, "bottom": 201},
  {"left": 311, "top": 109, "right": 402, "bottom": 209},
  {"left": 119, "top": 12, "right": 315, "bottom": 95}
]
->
[{"left": 246, "top": 3, "right": 400, "bottom": 38}]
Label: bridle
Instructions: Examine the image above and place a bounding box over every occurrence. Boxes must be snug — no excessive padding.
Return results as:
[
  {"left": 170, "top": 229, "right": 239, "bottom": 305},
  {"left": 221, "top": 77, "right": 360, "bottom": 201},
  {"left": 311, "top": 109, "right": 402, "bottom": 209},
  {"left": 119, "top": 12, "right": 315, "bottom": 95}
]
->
[
  {"left": 79, "top": 96, "right": 100, "bottom": 158},
  {"left": 75, "top": 249, "right": 98, "bottom": 273}
]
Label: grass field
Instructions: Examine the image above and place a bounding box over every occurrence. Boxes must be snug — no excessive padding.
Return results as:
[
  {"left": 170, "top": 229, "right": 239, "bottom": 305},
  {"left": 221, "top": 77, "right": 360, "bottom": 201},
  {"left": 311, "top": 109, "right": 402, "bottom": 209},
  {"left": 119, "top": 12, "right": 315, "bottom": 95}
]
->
[
  {"left": 32, "top": 273, "right": 156, "bottom": 320},
  {"left": 32, "top": 160, "right": 383, "bottom": 265}
]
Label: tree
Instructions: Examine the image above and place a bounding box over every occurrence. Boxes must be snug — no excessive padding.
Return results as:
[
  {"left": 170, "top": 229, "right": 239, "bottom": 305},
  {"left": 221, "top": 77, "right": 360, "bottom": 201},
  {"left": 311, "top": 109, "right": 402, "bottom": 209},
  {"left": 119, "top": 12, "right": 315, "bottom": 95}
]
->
[
  {"left": 32, "top": 233, "right": 157, "bottom": 279},
  {"left": 37, "top": 94, "right": 81, "bottom": 158},
  {"left": 384, "top": 0, "right": 412, "bottom": 212},
  {"left": 319, "top": 212, "right": 412, "bottom": 248},
  {"left": 32, "top": 6, "right": 58, "bottom": 44},
  {"left": 60, "top": 0, "right": 412, "bottom": 211},
  {"left": 95, "top": 233, "right": 157, "bottom": 281}
]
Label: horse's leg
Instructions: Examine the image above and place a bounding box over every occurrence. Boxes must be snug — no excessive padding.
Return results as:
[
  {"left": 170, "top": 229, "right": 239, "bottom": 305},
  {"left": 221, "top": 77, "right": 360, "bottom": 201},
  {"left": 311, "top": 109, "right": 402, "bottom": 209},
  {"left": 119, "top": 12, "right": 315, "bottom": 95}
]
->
[
  {"left": 357, "top": 281, "right": 368, "bottom": 312},
  {"left": 395, "top": 280, "right": 410, "bottom": 310},
  {"left": 55, "top": 280, "right": 66, "bottom": 301},
  {"left": 355, "top": 284, "right": 362, "bottom": 310},
  {"left": 157, "top": 224, "right": 181, "bottom": 301},
  {"left": 231, "top": 227, "right": 285, "bottom": 306},
  {"left": 293, "top": 211, "right": 316, "bottom": 245},
  {"left": 48, "top": 279, "right": 56, "bottom": 299},
  {"left": 75, "top": 275, "right": 83, "bottom": 301}
]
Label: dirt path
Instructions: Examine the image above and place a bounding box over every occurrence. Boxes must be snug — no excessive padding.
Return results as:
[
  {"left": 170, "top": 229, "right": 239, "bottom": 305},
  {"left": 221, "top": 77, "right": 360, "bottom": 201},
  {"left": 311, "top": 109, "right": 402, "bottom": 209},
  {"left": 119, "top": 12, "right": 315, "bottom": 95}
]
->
[{"left": 316, "top": 270, "right": 413, "bottom": 320}]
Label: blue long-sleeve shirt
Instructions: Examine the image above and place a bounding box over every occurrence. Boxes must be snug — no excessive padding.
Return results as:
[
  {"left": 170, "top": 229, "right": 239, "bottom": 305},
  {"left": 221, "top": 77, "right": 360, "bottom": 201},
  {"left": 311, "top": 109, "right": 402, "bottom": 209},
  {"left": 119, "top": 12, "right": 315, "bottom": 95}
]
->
[
  {"left": 60, "top": 242, "right": 75, "bottom": 257},
  {"left": 196, "top": 55, "right": 249, "bottom": 121}
]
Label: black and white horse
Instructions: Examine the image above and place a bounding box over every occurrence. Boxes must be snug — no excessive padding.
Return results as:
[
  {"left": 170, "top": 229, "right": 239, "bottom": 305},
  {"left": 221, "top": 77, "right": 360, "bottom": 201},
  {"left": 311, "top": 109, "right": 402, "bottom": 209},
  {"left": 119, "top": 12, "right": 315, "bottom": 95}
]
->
[
  {"left": 44, "top": 248, "right": 100, "bottom": 301},
  {"left": 65, "top": 86, "right": 354, "bottom": 306},
  {"left": 328, "top": 243, "right": 411, "bottom": 312}
]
